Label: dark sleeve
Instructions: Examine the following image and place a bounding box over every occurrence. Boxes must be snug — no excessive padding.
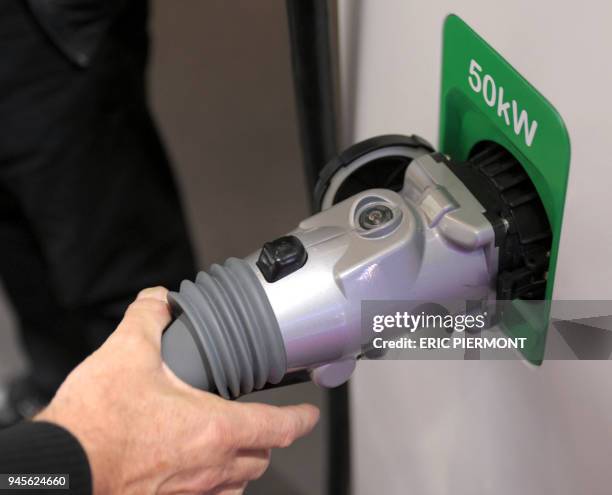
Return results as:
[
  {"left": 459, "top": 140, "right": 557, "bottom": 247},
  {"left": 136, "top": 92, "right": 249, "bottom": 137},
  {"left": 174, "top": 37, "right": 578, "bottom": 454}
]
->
[{"left": 0, "top": 421, "right": 91, "bottom": 494}]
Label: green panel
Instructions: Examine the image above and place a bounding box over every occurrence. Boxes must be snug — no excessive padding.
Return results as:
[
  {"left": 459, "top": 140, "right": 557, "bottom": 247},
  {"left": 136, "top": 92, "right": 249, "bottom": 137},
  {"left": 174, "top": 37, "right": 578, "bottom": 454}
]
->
[{"left": 439, "top": 15, "right": 571, "bottom": 363}]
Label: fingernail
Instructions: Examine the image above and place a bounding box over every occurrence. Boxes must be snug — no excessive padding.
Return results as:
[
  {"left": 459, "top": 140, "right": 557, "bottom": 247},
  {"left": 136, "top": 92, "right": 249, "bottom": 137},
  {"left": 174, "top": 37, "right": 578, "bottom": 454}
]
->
[{"left": 137, "top": 286, "right": 168, "bottom": 302}]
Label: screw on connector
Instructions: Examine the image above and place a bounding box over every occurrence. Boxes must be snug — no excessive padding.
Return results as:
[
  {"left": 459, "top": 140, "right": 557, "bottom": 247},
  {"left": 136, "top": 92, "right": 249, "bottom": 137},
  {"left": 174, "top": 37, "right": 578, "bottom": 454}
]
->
[{"left": 358, "top": 205, "right": 393, "bottom": 230}]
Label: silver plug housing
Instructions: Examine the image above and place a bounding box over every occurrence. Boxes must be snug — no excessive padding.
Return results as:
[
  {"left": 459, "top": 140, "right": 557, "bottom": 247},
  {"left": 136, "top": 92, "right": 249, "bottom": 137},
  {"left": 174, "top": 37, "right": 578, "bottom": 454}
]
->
[{"left": 162, "top": 152, "right": 498, "bottom": 399}]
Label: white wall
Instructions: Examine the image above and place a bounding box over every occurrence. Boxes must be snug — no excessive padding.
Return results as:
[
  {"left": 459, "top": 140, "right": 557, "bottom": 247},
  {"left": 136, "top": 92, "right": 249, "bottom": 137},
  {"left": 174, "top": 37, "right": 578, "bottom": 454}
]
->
[{"left": 338, "top": 1, "right": 612, "bottom": 493}]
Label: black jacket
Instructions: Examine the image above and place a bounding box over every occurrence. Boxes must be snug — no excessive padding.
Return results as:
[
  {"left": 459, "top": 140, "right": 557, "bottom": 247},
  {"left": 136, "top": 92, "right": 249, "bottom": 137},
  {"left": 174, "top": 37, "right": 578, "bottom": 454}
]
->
[{"left": 0, "top": 421, "right": 91, "bottom": 493}]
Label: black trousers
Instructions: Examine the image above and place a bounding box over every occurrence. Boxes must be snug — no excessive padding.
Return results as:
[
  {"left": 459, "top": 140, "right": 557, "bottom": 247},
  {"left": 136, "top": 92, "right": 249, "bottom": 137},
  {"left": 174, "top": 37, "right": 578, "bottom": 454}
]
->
[{"left": 0, "top": 1, "right": 196, "bottom": 393}]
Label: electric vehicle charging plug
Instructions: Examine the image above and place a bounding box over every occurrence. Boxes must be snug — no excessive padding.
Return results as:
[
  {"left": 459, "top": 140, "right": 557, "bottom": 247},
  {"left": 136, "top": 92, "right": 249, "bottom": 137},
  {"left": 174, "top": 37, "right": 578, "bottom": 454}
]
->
[{"left": 161, "top": 139, "right": 511, "bottom": 399}]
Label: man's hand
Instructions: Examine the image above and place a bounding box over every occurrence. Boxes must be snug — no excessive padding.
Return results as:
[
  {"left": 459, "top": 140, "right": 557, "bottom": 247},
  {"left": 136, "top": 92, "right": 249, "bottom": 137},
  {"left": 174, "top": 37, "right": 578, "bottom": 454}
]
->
[{"left": 35, "top": 287, "right": 319, "bottom": 494}]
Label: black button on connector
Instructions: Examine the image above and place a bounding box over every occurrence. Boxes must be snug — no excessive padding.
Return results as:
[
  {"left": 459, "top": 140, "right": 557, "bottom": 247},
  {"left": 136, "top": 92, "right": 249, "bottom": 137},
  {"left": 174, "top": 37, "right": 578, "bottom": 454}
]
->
[{"left": 256, "top": 235, "right": 307, "bottom": 283}]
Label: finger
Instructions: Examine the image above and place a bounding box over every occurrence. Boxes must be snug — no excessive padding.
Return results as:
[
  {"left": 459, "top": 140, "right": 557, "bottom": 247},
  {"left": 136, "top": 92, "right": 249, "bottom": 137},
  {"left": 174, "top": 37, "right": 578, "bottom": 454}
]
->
[
  {"left": 227, "top": 403, "right": 320, "bottom": 449},
  {"left": 209, "top": 482, "right": 247, "bottom": 495},
  {"left": 224, "top": 449, "right": 271, "bottom": 484}
]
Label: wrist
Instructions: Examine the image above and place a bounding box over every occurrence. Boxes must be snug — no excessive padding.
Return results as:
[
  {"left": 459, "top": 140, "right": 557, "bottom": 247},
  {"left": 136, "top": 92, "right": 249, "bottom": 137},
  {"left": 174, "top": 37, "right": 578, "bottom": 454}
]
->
[{"left": 34, "top": 406, "right": 116, "bottom": 495}]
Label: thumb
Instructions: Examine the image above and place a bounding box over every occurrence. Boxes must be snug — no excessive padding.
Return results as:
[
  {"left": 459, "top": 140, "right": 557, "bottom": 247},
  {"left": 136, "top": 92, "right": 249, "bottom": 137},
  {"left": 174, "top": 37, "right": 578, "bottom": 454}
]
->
[{"left": 116, "top": 287, "right": 172, "bottom": 345}]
